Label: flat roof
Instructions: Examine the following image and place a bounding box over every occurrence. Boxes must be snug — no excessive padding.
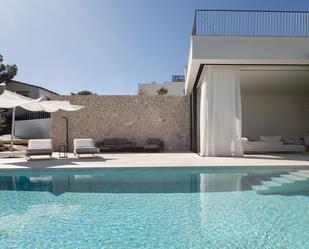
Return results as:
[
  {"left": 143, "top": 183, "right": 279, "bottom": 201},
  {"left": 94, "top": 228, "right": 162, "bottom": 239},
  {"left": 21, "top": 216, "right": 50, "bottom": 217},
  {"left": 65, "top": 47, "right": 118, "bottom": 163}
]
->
[{"left": 9, "top": 80, "right": 59, "bottom": 95}]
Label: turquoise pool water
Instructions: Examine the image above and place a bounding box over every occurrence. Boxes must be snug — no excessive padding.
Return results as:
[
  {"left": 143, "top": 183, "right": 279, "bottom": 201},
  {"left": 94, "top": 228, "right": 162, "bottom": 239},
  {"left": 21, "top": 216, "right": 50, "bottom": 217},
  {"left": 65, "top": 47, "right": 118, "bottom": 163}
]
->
[{"left": 0, "top": 169, "right": 308, "bottom": 249}]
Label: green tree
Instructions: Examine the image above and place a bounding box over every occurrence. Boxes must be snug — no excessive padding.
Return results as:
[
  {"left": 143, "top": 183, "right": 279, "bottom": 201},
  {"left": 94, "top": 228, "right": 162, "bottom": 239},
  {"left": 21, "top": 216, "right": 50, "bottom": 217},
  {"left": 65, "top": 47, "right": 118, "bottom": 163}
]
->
[
  {"left": 71, "top": 90, "right": 97, "bottom": 95},
  {"left": 0, "top": 55, "right": 16, "bottom": 132},
  {"left": 157, "top": 87, "right": 168, "bottom": 95},
  {"left": 0, "top": 55, "right": 18, "bottom": 84}
]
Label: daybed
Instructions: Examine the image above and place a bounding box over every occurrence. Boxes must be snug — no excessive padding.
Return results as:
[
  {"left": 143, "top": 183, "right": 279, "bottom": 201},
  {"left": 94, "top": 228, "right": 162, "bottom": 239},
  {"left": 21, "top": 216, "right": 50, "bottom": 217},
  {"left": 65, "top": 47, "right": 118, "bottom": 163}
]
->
[
  {"left": 242, "top": 136, "right": 305, "bottom": 154},
  {"left": 97, "top": 138, "right": 133, "bottom": 152},
  {"left": 143, "top": 138, "right": 164, "bottom": 152},
  {"left": 26, "top": 139, "right": 53, "bottom": 160}
]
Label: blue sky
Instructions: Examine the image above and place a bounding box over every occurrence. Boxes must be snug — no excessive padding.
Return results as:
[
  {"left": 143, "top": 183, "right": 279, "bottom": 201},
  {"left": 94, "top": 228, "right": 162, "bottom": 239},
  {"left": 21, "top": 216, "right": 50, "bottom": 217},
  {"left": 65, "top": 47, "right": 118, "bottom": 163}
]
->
[{"left": 1, "top": 0, "right": 309, "bottom": 95}]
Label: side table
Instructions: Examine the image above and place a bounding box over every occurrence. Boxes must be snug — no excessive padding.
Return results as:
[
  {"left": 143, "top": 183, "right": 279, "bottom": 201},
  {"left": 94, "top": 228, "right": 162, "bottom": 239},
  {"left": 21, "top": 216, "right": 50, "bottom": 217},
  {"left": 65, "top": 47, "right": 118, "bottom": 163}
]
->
[{"left": 59, "top": 145, "right": 68, "bottom": 158}]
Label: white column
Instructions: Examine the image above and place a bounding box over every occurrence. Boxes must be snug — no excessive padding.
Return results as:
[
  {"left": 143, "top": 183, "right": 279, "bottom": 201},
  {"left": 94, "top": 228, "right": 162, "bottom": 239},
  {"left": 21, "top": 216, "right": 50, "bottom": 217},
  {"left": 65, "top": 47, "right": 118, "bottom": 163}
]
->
[{"left": 199, "top": 65, "right": 243, "bottom": 157}]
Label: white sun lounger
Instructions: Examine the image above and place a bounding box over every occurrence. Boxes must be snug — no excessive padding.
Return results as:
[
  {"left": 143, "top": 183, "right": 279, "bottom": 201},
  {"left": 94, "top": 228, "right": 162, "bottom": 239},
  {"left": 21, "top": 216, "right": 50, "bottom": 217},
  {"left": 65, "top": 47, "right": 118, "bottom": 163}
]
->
[
  {"left": 73, "top": 139, "right": 99, "bottom": 157},
  {"left": 26, "top": 139, "right": 53, "bottom": 160}
]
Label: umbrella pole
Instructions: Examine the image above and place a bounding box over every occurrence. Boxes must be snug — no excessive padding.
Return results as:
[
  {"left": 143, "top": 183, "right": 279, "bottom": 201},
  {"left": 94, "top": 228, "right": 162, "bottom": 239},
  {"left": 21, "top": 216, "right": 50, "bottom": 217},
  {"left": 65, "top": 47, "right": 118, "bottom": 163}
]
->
[{"left": 10, "top": 107, "right": 16, "bottom": 157}]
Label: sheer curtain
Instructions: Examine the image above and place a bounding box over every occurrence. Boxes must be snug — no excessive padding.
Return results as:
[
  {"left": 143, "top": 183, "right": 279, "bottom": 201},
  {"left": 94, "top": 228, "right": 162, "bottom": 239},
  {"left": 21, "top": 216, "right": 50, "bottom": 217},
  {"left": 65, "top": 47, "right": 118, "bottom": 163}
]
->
[{"left": 199, "top": 65, "right": 243, "bottom": 157}]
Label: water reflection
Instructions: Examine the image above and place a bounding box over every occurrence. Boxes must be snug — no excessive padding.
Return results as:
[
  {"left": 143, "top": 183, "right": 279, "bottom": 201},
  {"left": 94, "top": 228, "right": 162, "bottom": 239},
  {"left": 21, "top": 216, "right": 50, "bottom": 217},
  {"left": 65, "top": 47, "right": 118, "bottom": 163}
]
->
[{"left": 0, "top": 172, "right": 286, "bottom": 195}]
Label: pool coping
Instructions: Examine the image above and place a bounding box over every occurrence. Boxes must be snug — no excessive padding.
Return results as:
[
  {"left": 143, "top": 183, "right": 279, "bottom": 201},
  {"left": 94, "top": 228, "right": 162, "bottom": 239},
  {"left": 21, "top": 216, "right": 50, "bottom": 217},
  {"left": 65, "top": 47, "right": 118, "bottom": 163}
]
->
[
  {"left": 1, "top": 152, "right": 309, "bottom": 175},
  {"left": 1, "top": 165, "right": 309, "bottom": 176}
]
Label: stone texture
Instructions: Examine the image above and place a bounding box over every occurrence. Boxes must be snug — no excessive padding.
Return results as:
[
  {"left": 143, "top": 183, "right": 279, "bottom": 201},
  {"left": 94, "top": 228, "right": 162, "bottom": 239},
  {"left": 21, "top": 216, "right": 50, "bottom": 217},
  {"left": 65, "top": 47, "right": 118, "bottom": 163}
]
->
[{"left": 50, "top": 95, "right": 191, "bottom": 151}]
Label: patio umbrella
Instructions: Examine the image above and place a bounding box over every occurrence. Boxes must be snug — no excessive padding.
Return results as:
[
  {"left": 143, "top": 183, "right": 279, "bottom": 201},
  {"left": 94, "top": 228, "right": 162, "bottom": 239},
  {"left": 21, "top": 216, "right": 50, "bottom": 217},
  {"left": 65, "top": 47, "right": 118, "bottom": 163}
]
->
[
  {"left": 0, "top": 90, "right": 42, "bottom": 156},
  {"left": 21, "top": 100, "right": 84, "bottom": 156},
  {"left": 0, "top": 90, "right": 84, "bottom": 157}
]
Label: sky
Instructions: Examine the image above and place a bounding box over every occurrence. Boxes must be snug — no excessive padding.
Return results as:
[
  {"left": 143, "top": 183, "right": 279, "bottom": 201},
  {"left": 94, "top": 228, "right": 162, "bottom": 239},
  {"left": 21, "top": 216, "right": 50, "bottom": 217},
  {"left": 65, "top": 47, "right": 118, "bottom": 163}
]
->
[{"left": 1, "top": 0, "right": 309, "bottom": 95}]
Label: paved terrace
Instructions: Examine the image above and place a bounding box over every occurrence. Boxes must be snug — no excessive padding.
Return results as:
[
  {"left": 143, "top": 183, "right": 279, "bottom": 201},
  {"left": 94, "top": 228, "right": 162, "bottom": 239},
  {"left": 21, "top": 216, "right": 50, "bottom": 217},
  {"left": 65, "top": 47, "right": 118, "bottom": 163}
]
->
[{"left": 0, "top": 152, "right": 309, "bottom": 172}]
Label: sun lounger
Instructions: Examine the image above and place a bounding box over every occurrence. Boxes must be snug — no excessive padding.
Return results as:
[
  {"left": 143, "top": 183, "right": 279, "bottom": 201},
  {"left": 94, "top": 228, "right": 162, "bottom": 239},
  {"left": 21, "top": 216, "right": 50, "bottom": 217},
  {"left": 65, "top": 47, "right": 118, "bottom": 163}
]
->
[
  {"left": 74, "top": 139, "right": 99, "bottom": 157},
  {"left": 26, "top": 139, "right": 53, "bottom": 160}
]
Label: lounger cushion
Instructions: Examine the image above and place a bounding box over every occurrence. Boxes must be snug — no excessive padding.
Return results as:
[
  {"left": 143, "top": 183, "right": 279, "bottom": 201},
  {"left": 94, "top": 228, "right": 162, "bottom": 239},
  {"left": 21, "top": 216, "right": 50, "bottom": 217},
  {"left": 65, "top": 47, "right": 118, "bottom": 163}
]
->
[
  {"left": 283, "top": 144, "right": 305, "bottom": 152},
  {"left": 144, "top": 144, "right": 160, "bottom": 150},
  {"left": 74, "top": 139, "right": 95, "bottom": 148},
  {"left": 243, "top": 141, "right": 305, "bottom": 153},
  {"left": 260, "top": 136, "right": 281, "bottom": 142},
  {"left": 146, "top": 138, "right": 161, "bottom": 145},
  {"left": 26, "top": 149, "right": 53, "bottom": 156},
  {"left": 115, "top": 138, "right": 131, "bottom": 145},
  {"left": 28, "top": 139, "right": 53, "bottom": 150},
  {"left": 75, "top": 147, "right": 99, "bottom": 154},
  {"left": 103, "top": 138, "right": 115, "bottom": 145},
  {"left": 243, "top": 141, "right": 283, "bottom": 152}
]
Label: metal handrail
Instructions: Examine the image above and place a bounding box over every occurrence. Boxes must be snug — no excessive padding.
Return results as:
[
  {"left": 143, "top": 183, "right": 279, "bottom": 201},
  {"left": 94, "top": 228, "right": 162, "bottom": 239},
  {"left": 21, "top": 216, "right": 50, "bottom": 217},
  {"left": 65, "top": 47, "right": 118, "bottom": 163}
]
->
[{"left": 193, "top": 9, "right": 309, "bottom": 37}]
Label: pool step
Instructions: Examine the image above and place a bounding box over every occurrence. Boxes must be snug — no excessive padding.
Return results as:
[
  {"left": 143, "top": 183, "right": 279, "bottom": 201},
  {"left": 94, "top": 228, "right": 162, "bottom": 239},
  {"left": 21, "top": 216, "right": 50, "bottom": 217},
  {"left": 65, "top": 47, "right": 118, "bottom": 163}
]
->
[
  {"left": 251, "top": 185, "right": 269, "bottom": 192},
  {"left": 290, "top": 171, "right": 309, "bottom": 179},
  {"left": 252, "top": 170, "right": 309, "bottom": 195},
  {"left": 297, "top": 170, "right": 309, "bottom": 176},
  {"left": 271, "top": 177, "right": 293, "bottom": 184}
]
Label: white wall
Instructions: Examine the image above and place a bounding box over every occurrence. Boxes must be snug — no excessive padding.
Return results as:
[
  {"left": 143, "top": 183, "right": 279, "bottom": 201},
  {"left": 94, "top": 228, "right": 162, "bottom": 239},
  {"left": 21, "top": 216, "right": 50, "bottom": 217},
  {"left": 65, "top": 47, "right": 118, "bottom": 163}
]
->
[
  {"left": 192, "top": 36, "right": 309, "bottom": 62},
  {"left": 242, "top": 95, "right": 309, "bottom": 141},
  {"left": 138, "top": 82, "right": 185, "bottom": 96},
  {"left": 15, "top": 118, "right": 51, "bottom": 139}
]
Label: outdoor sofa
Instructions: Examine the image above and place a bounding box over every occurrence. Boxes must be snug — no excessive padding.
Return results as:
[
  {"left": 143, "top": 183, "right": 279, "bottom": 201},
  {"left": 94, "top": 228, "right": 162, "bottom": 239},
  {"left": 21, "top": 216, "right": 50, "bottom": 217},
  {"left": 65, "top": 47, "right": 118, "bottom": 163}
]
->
[
  {"left": 242, "top": 136, "right": 305, "bottom": 154},
  {"left": 26, "top": 139, "right": 53, "bottom": 160},
  {"left": 73, "top": 138, "right": 99, "bottom": 157},
  {"left": 97, "top": 138, "right": 133, "bottom": 152},
  {"left": 143, "top": 138, "right": 164, "bottom": 152}
]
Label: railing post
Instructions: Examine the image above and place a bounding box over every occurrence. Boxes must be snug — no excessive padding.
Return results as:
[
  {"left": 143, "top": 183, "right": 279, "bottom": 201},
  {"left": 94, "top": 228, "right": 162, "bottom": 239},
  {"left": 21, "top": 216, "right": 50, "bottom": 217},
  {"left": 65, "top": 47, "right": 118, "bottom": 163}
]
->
[{"left": 192, "top": 10, "right": 197, "bottom": 35}]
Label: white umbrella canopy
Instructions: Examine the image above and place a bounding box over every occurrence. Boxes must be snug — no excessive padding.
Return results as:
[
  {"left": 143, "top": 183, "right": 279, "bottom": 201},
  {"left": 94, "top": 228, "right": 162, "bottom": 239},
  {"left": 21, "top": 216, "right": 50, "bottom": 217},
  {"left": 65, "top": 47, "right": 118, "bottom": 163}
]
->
[
  {"left": 0, "top": 90, "right": 42, "bottom": 108},
  {"left": 0, "top": 90, "right": 84, "bottom": 157},
  {"left": 21, "top": 100, "right": 84, "bottom": 112}
]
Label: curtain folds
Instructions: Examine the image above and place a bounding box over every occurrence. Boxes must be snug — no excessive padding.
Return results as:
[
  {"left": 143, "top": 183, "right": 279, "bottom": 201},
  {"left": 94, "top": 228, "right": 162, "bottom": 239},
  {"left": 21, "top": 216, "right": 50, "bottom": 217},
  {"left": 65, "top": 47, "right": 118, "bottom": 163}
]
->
[{"left": 199, "top": 65, "right": 243, "bottom": 157}]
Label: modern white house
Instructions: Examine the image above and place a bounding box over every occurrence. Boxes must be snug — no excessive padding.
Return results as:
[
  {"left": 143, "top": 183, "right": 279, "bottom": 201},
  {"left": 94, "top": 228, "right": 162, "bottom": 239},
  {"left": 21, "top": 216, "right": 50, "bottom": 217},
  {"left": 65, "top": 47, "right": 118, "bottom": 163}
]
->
[
  {"left": 186, "top": 10, "right": 309, "bottom": 157},
  {"left": 138, "top": 75, "right": 185, "bottom": 96}
]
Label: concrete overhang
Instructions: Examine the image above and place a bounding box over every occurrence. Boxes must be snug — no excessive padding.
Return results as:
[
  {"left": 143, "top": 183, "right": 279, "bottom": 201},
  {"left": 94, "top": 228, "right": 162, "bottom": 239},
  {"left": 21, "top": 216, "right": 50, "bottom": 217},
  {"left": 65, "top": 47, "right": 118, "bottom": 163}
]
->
[{"left": 185, "top": 35, "right": 309, "bottom": 94}]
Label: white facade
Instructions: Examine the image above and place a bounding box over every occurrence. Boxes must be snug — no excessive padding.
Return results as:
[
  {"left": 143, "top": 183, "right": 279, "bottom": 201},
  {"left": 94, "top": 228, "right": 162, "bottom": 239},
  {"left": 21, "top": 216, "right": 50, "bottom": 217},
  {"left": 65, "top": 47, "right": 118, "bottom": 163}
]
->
[
  {"left": 15, "top": 118, "right": 51, "bottom": 139},
  {"left": 138, "top": 81, "right": 185, "bottom": 96}
]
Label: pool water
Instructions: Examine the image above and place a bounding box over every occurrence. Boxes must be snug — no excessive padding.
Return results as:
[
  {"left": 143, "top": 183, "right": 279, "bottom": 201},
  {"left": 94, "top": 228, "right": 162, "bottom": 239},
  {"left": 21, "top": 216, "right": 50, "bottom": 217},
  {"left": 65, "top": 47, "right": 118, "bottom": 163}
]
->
[{"left": 0, "top": 170, "right": 308, "bottom": 249}]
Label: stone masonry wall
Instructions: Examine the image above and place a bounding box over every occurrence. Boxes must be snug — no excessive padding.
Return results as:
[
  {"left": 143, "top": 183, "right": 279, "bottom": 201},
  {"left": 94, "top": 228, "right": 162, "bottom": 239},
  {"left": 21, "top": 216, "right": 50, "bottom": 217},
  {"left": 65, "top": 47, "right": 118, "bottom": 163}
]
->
[{"left": 50, "top": 95, "right": 191, "bottom": 151}]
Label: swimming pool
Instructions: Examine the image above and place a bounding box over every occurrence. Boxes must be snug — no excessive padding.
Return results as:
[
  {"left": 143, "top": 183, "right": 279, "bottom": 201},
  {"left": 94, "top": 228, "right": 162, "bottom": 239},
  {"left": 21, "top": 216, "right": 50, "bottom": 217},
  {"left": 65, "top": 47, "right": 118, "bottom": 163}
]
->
[{"left": 0, "top": 168, "right": 308, "bottom": 249}]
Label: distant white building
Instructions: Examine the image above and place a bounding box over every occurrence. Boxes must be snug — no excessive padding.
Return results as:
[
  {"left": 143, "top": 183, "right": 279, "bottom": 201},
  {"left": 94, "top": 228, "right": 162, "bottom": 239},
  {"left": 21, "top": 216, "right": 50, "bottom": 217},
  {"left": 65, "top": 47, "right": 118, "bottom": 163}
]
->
[
  {"left": 0, "top": 80, "right": 59, "bottom": 139},
  {"left": 138, "top": 75, "right": 185, "bottom": 96}
]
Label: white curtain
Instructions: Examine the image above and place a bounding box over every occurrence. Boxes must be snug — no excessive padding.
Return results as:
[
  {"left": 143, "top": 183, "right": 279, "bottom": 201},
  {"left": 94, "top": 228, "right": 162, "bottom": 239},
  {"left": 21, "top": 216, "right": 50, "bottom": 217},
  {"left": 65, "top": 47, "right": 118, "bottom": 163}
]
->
[{"left": 199, "top": 65, "right": 243, "bottom": 157}]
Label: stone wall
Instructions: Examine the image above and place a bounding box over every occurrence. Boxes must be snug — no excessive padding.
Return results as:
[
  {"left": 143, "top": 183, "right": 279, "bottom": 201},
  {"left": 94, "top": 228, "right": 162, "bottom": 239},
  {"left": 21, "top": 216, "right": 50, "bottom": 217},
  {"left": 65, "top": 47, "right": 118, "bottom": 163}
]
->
[{"left": 50, "top": 95, "right": 191, "bottom": 151}]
